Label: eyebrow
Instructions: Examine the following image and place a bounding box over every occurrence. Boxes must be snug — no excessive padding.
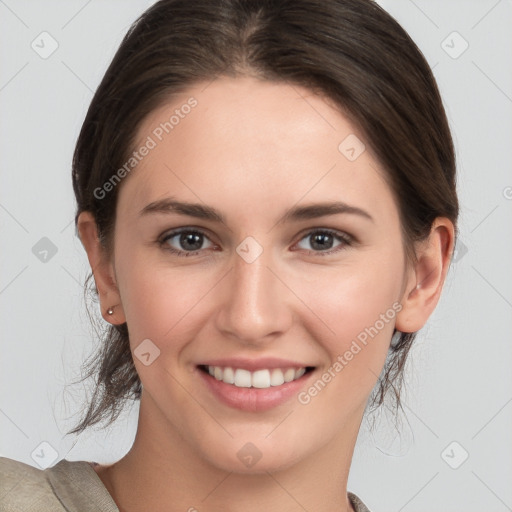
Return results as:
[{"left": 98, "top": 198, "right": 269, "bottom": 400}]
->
[{"left": 139, "top": 198, "right": 374, "bottom": 224}]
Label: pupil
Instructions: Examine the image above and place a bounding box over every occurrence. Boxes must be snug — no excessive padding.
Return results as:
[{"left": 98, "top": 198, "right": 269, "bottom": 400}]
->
[
  {"left": 311, "top": 233, "right": 332, "bottom": 250},
  {"left": 180, "top": 232, "right": 202, "bottom": 251}
]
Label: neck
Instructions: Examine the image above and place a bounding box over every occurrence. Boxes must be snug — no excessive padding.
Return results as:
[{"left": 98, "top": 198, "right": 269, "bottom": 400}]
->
[{"left": 96, "top": 395, "right": 360, "bottom": 512}]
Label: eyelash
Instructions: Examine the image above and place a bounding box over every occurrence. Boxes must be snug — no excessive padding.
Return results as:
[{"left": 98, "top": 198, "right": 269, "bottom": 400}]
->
[{"left": 158, "top": 227, "right": 354, "bottom": 258}]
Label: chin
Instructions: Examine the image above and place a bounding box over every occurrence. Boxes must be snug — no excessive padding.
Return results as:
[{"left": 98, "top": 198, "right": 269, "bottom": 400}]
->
[{"left": 195, "top": 433, "right": 307, "bottom": 475}]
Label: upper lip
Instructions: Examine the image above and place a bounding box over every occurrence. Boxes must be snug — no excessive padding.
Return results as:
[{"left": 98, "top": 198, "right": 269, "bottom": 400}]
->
[{"left": 197, "top": 357, "right": 314, "bottom": 371}]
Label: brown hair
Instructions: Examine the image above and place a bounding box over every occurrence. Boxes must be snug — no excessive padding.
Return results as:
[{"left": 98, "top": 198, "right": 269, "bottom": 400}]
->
[{"left": 68, "top": 0, "right": 458, "bottom": 435}]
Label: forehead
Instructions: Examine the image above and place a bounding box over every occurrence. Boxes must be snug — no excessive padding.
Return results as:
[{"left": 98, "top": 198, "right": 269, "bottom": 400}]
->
[{"left": 118, "top": 76, "right": 398, "bottom": 225}]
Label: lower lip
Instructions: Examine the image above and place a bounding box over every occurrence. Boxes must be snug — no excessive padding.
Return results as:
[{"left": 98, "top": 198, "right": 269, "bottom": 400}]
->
[{"left": 198, "top": 368, "right": 313, "bottom": 412}]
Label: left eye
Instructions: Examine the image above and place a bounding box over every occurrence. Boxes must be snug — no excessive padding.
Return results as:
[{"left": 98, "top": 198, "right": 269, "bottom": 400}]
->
[{"left": 295, "top": 230, "right": 351, "bottom": 253}]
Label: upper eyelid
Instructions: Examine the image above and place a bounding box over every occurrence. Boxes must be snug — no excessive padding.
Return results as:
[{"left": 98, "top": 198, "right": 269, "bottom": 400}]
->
[{"left": 160, "top": 226, "right": 213, "bottom": 240}]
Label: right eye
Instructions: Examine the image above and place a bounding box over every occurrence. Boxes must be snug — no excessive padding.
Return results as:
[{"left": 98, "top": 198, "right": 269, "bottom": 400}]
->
[{"left": 160, "top": 228, "right": 215, "bottom": 257}]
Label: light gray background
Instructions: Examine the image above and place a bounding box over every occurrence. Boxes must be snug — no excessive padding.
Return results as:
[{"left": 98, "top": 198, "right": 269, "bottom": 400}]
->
[{"left": 1, "top": 1, "right": 511, "bottom": 511}]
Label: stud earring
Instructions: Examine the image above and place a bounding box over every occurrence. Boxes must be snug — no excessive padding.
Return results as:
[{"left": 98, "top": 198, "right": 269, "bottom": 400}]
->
[{"left": 107, "top": 307, "right": 114, "bottom": 315}]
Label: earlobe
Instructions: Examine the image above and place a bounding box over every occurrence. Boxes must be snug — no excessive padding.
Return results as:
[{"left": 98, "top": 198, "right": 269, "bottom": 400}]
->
[
  {"left": 77, "top": 212, "right": 126, "bottom": 325},
  {"left": 104, "top": 303, "right": 124, "bottom": 324},
  {"left": 395, "top": 218, "right": 455, "bottom": 333}
]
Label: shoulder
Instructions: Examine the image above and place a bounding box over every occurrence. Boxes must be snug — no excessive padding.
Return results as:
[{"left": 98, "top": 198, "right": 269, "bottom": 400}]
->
[
  {"left": 348, "top": 491, "right": 373, "bottom": 512},
  {"left": 0, "top": 456, "right": 61, "bottom": 511},
  {"left": 0, "top": 456, "right": 118, "bottom": 512}
]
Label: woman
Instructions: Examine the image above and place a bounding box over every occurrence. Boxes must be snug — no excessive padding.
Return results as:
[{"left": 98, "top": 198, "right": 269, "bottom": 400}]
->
[{"left": 0, "top": 0, "right": 458, "bottom": 510}]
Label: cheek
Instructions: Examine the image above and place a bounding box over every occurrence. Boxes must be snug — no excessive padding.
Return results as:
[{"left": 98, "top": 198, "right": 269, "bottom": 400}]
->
[
  {"left": 292, "top": 255, "right": 403, "bottom": 371},
  {"left": 290, "top": 268, "right": 402, "bottom": 426},
  {"left": 114, "top": 243, "right": 219, "bottom": 355},
  {"left": 115, "top": 260, "right": 214, "bottom": 404}
]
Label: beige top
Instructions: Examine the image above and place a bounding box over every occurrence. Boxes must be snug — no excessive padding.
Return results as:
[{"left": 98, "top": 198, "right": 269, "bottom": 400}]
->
[{"left": 0, "top": 456, "right": 372, "bottom": 511}]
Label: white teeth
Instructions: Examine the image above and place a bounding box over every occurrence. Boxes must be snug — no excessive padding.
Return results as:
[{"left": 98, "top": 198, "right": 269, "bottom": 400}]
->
[
  {"left": 252, "top": 369, "right": 271, "bottom": 389},
  {"left": 234, "top": 369, "right": 252, "bottom": 388},
  {"left": 205, "top": 366, "right": 308, "bottom": 389},
  {"left": 283, "top": 368, "right": 295, "bottom": 383},
  {"left": 295, "top": 367, "right": 306, "bottom": 379},
  {"left": 223, "top": 366, "right": 235, "bottom": 384},
  {"left": 270, "top": 368, "right": 285, "bottom": 386}
]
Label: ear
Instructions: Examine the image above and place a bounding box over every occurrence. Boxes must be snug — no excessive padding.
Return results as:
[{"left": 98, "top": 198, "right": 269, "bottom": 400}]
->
[
  {"left": 395, "top": 217, "right": 455, "bottom": 333},
  {"left": 77, "top": 211, "right": 126, "bottom": 325}
]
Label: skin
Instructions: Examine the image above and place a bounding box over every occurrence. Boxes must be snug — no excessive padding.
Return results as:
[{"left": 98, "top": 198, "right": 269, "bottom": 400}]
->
[{"left": 78, "top": 76, "right": 454, "bottom": 512}]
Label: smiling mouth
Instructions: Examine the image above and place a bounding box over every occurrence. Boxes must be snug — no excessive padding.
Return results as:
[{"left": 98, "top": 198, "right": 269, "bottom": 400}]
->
[{"left": 198, "top": 365, "right": 315, "bottom": 389}]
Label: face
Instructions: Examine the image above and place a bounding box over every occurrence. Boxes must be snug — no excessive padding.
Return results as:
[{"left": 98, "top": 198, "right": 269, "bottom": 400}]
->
[{"left": 108, "top": 76, "right": 413, "bottom": 473}]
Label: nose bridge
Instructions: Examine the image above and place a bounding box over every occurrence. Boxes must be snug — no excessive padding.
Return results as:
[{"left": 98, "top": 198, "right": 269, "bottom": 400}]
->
[
  {"left": 233, "top": 252, "right": 271, "bottom": 307},
  {"left": 215, "top": 245, "right": 291, "bottom": 342}
]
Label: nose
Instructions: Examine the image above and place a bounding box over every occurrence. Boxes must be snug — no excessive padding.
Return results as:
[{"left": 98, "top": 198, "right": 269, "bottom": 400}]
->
[{"left": 214, "top": 248, "right": 293, "bottom": 345}]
